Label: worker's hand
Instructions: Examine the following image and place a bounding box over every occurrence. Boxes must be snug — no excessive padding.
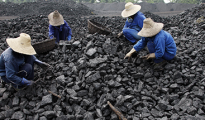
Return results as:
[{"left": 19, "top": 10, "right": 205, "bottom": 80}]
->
[
  {"left": 117, "top": 31, "right": 123, "bottom": 38},
  {"left": 144, "top": 53, "right": 156, "bottom": 60},
  {"left": 67, "top": 35, "right": 72, "bottom": 41},
  {"left": 21, "top": 78, "right": 34, "bottom": 86},
  {"left": 124, "top": 52, "right": 133, "bottom": 61}
]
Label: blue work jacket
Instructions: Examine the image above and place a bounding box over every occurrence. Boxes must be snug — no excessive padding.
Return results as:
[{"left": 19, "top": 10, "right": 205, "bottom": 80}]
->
[
  {"left": 0, "top": 48, "right": 38, "bottom": 84},
  {"left": 133, "top": 30, "right": 177, "bottom": 59},
  {"left": 123, "top": 11, "right": 146, "bottom": 31},
  {"left": 48, "top": 20, "right": 72, "bottom": 42}
]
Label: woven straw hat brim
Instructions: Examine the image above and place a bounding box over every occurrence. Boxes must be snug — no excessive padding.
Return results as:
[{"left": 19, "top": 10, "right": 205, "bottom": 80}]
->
[
  {"left": 6, "top": 38, "right": 36, "bottom": 55},
  {"left": 138, "top": 23, "right": 164, "bottom": 37},
  {"left": 121, "top": 5, "right": 141, "bottom": 18},
  {"left": 48, "top": 12, "right": 64, "bottom": 26}
]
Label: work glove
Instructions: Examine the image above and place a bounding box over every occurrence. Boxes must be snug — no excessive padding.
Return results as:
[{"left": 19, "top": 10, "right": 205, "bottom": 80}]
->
[
  {"left": 142, "top": 53, "right": 156, "bottom": 60},
  {"left": 21, "top": 78, "right": 34, "bottom": 86},
  {"left": 67, "top": 35, "right": 72, "bottom": 41}
]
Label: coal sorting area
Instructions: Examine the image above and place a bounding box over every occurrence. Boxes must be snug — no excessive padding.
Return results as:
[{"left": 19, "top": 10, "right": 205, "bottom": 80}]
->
[{"left": 0, "top": 1, "right": 205, "bottom": 120}]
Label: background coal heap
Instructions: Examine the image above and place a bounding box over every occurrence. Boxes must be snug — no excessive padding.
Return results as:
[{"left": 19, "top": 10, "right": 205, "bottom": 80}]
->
[
  {"left": 84, "top": 2, "right": 196, "bottom": 13},
  {"left": 0, "top": 1, "right": 93, "bottom": 16},
  {"left": 0, "top": 2, "right": 205, "bottom": 120}
]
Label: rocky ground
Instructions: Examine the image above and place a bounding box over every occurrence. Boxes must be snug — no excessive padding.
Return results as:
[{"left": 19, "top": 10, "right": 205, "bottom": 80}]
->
[{"left": 0, "top": 1, "right": 205, "bottom": 120}]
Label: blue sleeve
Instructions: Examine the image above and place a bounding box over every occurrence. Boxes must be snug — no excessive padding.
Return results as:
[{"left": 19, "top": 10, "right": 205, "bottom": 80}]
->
[
  {"left": 64, "top": 21, "right": 72, "bottom": 36},
  {"left": 154, "top": 37, "right": 165, "bottom": 59},
  {"left": 33, "top": 55, "right": 42, "bottom": 64},
  {"left": 135, "top": 12, "right": 146, "bottom": 28},
  {"left": 4, "top": 58, "right": 23, "bottom": 84},
  {"left": 123, "top": 19, "right": 129, "bottom": 29},
  {"left": 49, "top": 25, "right": 55, "bottom": 39},
  {"left": 137, "top": 16, "right": 145, "bottom": 28},
  {"left": 133, "top": 38, "right": 147, "bottom": 52}
]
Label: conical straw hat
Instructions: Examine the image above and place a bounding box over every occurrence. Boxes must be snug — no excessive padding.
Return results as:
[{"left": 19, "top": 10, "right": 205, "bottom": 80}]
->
[
  {"left": 138, "top": 18, "right": 164, "bottom": 37},
  {"left": 6, "top": 33, "right": 36, "bottom": 55},
  {"left": 121, "top": 2, "right": 141, "bottom": 18},
  {"left": 48, "top": 10, "right": 64, "bottom": 26}
]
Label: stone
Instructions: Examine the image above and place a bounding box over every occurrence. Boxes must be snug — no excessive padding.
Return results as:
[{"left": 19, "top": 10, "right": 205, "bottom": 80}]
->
[{"left": 41, "top": 94, "right": 52, "bottom": 107}]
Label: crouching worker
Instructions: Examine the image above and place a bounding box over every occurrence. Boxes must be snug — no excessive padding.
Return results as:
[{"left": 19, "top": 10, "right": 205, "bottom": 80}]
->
[
  {"left": 0, "top": 33, "right": 50, "bottom": 90},
  {"left": 48, "top": 10, "right": 72, "bottom": 44},
  {"left": 124, "top": 18, "right": 177, "bottom": 69},
  {"left": 117, "top": 2, "right": 146, "bottom": 44}
]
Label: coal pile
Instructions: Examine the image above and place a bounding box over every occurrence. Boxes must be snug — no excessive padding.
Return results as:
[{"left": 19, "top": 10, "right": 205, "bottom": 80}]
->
[
  {"left": 0, "top": 3, "right": 205, "bottom": 120},
  {"left": 84, "top": 2, "right": 196, "bottom": 13},
  {"left": 0, "top": 1, "right": 93, "bottom": 16}
]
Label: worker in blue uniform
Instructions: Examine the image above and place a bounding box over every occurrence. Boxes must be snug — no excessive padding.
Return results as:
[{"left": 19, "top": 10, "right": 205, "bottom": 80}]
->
[
  {"left": 124, "top": 18, "right": 177, "bottom": 69},
  {"left": 0, "top": 33, "right": 50, "bottom": 90},
  {"left": 48, "top": 10, "right": 72, "bottom": 43},
  {"left": 118, "top": 2, "right": 146, "bottom": 44}
]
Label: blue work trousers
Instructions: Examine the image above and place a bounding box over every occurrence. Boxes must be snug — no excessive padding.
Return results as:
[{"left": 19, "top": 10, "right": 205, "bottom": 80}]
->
[
  {"left": 54, "top": 26, "right": 69, "bottom": 43},
  {"left": 1, "top": 55, "right": 34, "bottom": 87},
  {"left": 123, "top": 28, "right": 142, "bottom": 43},
  {"left": 147, "top": 41, "right": 175, "bottom": 63}
]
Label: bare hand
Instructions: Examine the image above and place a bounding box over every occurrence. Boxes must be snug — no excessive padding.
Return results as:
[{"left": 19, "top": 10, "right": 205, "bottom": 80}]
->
[
  {"left": 117, "top": 31, "right": 123, "bottom": 38},
  {"left": 124, "top": 52, "right": 132, "bottom": 61},
  {"left": 143, "top": 53, "right": 155, "bottom": 60},
  {"left": 141, "top": 55, "right": 148, "bottom": 59}
]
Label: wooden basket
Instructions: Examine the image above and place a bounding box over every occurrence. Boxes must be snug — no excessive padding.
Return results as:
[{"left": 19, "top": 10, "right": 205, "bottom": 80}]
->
[
  {"left": 32, "top": 38, "right": 56, "bottom": 54},
  {"left": 87, "top": 19, "right": 111, "bottom": 35}
]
